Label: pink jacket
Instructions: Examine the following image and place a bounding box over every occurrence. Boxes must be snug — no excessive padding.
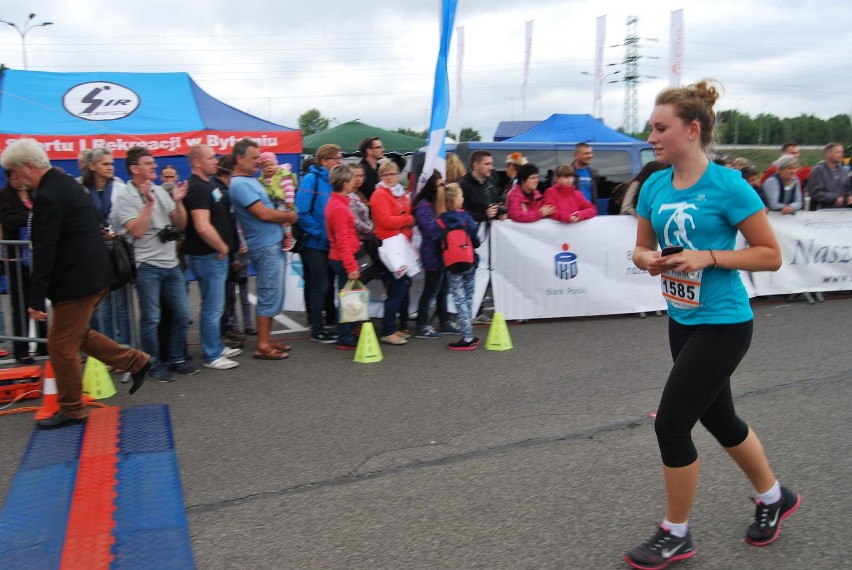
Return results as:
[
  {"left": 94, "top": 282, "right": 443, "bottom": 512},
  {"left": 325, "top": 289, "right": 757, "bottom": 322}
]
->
[
  {"left": 506, "top": 185, "right": 547, "bottom": 223},
  {"left": 543, "top": 183, "right": 597, "bottom": 222}
]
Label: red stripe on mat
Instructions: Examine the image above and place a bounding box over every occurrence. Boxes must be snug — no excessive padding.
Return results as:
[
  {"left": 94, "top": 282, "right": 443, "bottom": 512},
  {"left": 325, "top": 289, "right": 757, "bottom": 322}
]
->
[{"left": 60, "top": 406, "right": 120, "bottom": 569}]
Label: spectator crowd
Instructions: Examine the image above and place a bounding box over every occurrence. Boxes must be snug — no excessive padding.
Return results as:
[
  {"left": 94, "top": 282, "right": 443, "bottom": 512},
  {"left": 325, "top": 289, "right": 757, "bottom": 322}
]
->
[{"left": 0, "top": 137, "right": 850, "bottom": 384}]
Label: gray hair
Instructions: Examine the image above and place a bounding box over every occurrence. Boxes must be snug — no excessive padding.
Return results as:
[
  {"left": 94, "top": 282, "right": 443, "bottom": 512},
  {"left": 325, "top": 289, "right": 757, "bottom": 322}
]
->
[
  {"left": 773, "top": 155, "right": 798, "bottom": 170},
  {"left": 88, "top": 147, "right": 113, "bottom": 164},
  {"left": 1, "top": 138, "right": 51, "bottom": 170},
  {"left": 77, "top": 149, "right": 93, "bottom": 168},
  {"left": 329, "top": 163, "right": 354, "bottom": 191}
]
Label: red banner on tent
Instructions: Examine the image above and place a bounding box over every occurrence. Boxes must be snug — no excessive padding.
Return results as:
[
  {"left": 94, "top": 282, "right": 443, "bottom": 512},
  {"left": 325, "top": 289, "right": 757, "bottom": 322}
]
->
[{"left": 1, "top": 130, "right": 302, "bottom": 160}]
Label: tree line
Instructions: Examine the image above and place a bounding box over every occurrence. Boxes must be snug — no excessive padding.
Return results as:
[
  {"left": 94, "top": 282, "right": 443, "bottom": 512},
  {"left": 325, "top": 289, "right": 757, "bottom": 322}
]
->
[{"left": 628, "top": 111, "right": 852, "bottom": 147}]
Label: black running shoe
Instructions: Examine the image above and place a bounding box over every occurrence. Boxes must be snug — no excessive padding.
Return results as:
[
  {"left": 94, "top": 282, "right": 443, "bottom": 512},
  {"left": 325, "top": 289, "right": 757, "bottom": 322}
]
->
[
  {"left": 311, "top": 330, "right": 337, "bottom": 344},
  {"left": 448, "top": 338, "right": 477, "bottom": 351},
  {"left": 624, "top": 525, "right": 696, "bottom": 569},
  {"left": 745, "top": 485, "right": 801, "bottom": 546}
]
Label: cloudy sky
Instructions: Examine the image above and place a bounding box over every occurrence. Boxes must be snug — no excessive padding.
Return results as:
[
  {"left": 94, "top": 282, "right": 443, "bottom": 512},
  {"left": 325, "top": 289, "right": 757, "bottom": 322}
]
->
[{"left": 4, "top": 0, "right": 850, "bottom": 140}]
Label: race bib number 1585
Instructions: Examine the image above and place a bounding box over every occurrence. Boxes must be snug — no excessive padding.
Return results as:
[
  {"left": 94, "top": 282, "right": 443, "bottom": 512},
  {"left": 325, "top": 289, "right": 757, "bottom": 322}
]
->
[{"left": 661, "top": 269, "right": 703, "bottom": 310}]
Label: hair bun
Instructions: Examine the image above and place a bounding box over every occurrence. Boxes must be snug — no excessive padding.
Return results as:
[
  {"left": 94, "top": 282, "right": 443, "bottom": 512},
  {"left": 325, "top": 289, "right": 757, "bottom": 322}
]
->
[{"left": 691, "top": 79, "right": 722, "bottom": 107}]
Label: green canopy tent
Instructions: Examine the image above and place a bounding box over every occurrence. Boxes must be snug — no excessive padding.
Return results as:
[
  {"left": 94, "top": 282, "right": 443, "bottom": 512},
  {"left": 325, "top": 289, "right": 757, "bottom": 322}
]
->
[{"left": 302, "top": 120, "right": 426, "bottom": 155}]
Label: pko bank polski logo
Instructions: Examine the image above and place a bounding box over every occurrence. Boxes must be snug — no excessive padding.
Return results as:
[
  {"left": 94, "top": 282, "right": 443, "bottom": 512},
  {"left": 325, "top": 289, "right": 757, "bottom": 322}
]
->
[
  {"left": 63, "top": 82, "right": 141, "bottom": 121},
  {"left": 554, "top": 243, "right": 578, "bottom": 280}
]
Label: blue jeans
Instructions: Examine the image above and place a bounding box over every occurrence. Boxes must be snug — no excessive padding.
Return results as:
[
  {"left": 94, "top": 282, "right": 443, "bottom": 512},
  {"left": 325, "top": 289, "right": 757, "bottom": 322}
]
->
[
  {"left": 328, "top": 259, "right": 355, "bottom": 344},
  {"left": 382, "top": 273, "right": 411, "bottom": 336},
  {"left": 90, "top": 287, "right": 131, "bottom": 345},
  {"left": 135, "top": 263, "right": 191, "bottom": 366},
  {"left": 187, "top": 253, "right": 229, "bottom": 363},
  {"left": 248, "top": 243, "right": 286, "bottom": 318},
  {"left": 302, "top": 247, "right": 332, "bottom": 334},
  {"left": 416, "top": 269, "right": 450, "bottom": 328},
  {"left": 447, "top": 268, "right": 475, "bottom": 341}
]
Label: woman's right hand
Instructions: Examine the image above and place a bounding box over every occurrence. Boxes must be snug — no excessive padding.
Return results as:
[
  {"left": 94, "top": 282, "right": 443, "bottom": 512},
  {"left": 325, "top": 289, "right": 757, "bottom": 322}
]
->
[
  {"left": 636, "top": 250, "right": 667, "bottom": 276},
  {"left": 347, "top": 270, "right": 361, "bottom": 280}
]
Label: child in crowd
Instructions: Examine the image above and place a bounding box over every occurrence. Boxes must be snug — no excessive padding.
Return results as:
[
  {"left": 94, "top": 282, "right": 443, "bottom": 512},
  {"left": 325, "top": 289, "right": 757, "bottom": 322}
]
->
[
  {"left": 438, "top": 184, "right": 481, "bottom": 351},
  {"left": 543, "top": 164, "right": 597, "bottom": 223},
  {"left": 258, "top": 151, "right": 298, "bottom": 251},
  {"left": 226, "top": 227, "right": 256, "bottom": 336}
]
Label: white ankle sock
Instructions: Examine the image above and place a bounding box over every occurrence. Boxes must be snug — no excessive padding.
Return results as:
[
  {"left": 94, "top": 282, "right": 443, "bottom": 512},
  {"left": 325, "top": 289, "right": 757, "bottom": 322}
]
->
[
  {"left": 663, "top": 519, "right": 689, "bottom": 538},
  {"left": 758, "top": 480, "right": 781, "bottom": 505}
]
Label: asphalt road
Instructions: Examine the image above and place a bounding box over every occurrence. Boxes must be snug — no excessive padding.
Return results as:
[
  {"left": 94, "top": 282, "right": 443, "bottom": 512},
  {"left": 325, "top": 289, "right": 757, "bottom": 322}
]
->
[{"left": 1, "top": 295, "right": 850, "bottom": 569}]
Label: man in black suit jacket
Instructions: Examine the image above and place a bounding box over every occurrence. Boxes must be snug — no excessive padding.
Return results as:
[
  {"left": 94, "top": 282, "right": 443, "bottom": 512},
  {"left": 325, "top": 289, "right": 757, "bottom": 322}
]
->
[{"left": 0, "top": 139, "right": 151, "bottom": 429}]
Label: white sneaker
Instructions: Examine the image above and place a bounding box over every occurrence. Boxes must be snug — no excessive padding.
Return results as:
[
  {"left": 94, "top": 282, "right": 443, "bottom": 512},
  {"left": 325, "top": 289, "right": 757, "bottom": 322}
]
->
[
  {"left": 203, "top": 356, "right": 239, "bottom": 370},
  {"left": 221, "top": 347, "right": 242, "bottom": 358}
]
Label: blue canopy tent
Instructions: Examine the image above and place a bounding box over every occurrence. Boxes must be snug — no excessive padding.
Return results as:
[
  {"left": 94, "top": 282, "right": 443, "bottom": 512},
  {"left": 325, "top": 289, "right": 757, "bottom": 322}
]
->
[
  {"left": 0, "top": 69, "right": 301, "bottom": 183},
  {"left": 492, "top": 120, "right": 543, "bottom": 141},
  {"left": 503, "top": 113, "right": 643, "bottom": 144}
]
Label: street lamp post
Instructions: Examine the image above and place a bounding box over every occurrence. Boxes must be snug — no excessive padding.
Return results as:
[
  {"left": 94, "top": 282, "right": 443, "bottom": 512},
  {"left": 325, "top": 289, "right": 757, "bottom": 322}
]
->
[
  {"left": 0, "top": 13, "right": 54, "bottom": 70},
  {"left": 581, "top": 70, "right": 621, "bottom": 120}
]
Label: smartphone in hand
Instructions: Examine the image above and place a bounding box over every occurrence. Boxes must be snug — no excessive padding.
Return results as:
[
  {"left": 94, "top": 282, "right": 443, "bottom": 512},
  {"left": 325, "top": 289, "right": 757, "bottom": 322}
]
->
[{"left": 661, "top": 246, "right": 684, "bottom": 256}]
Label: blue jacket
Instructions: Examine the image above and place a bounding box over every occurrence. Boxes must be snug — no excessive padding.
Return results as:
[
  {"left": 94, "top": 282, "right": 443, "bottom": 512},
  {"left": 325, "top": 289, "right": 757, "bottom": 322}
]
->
[
  {"left": 414, "top": 200, "right": 442, "bottom": 271},
  {"left": 295, "top": 165, "right": 332, "bottom": 251},
  {"left": 437, "top": 209, "right": 481, "bottom": 268}
]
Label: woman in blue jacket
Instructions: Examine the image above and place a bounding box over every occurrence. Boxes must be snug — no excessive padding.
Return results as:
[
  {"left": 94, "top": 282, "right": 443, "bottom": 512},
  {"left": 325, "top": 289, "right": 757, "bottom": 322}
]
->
[{"left": 296, "top": 144, "right": 341, "bottom": 343}]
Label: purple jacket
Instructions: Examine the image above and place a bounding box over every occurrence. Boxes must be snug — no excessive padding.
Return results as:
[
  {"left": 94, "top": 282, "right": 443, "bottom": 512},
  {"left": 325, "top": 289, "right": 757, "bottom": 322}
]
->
[{"left": 414, "top": 199, "right": 442, "bottom": 271}]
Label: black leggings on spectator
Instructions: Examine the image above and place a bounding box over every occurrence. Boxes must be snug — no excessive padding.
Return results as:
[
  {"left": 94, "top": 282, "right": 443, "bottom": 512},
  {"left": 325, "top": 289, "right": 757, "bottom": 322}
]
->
[{"left": 655, "top": 319, "right": 752, "bottom": 468}]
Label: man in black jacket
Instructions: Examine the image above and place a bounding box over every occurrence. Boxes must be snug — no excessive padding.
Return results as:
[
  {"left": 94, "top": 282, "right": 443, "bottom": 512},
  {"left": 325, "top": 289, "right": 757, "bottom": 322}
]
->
[
  {"left": 459, "top": 150, "right": 499, "bottom": 225},
  {"left": 358, "top": 137, "right": 384, "bottom": 200},
  {"left": 1, "top": 139, "right": 151, "bottom": 429}
]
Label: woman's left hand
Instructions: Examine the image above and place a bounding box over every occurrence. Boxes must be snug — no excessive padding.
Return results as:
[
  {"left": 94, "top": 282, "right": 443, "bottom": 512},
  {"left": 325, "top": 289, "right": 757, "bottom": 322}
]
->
[{"left": 347, "top": 270, "right": 361, "bottom": 280}]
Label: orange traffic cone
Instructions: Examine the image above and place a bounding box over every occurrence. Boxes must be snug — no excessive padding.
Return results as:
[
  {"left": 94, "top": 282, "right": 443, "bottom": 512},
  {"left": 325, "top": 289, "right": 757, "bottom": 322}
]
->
[{"left": 34, "top": 361, "right": 58, "bottom": 420}]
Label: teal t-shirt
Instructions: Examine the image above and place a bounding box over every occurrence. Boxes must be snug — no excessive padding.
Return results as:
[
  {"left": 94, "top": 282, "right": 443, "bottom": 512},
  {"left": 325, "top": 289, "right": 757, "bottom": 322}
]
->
[{"left": 637, "top": 161, "right": 764, "bottom": 325}]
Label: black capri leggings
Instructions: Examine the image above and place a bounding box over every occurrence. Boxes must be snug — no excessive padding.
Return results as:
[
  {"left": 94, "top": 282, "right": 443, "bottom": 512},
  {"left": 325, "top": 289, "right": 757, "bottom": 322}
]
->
[{"left": 655, "top": 319, "right": 753, "bottom": 468}]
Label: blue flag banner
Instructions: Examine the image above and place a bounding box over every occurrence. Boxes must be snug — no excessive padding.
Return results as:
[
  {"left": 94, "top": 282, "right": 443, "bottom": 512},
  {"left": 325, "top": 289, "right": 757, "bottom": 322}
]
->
[{"left": 417, "top": 0, "right": 458, "bottom": 192}]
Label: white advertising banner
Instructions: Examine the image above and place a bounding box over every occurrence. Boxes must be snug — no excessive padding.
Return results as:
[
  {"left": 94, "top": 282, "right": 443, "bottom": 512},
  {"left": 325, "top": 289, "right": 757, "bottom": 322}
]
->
[
  {"left": 669, "top": 9, "right": 684, "bottom": 87},
  {"left": 594, "top": 15, "right": 606, "bottom": 110},
  {"left": 522, "top": 20, "right": 534, "bottom": 115},
  {"left": 750, "top": 211, "right": 852, "bottom": 294},
  {"left": 491, "top": 218, "right": 666, "bottom": 319},
  {"left": 282, "top": 212, "right": 852, "bottom": 322}
]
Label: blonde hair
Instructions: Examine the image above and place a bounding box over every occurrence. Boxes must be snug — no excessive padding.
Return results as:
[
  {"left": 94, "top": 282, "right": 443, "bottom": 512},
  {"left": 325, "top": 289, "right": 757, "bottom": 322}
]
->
[
  {"left": 443, "top": 182, "right": 463, "bottom": 211},
  {"left": 654, "top": 79, "right": 722, "bottom": 149},
  {"left": 378, "top": 159, "right": 399, "bottom": 176},
  {"left": 445, "top": 152, "right": 465, "bottom": 183}
]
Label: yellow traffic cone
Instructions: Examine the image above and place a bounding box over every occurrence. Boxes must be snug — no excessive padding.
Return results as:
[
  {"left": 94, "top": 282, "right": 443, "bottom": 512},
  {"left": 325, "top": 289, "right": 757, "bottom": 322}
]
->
[
  {"left": 82, "top": 356, "right": 116, "bottom": 399},
  {"left": 485, "top": 312, "right": 513, "bottom": 351},
  {"left": 354, "top": 321, "right": 383, "bottom": 363}
]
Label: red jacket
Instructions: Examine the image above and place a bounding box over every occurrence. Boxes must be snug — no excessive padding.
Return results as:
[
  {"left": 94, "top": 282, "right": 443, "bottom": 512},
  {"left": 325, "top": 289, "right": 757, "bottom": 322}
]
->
[
  {"left": 370, "top": 184, "right": 414, "bottom": 240},
  {"left": 325, "top": 192, "right": 361, "bottom": 273},
  {"left": 505, "top": 185, "right": 546, "bottom": 223},
  {"left": 543, "top": 183, "right": 597, "bottom": 222}
]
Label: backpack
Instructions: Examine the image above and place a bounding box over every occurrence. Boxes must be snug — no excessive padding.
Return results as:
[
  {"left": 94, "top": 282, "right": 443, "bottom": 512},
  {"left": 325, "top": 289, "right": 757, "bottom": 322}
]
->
[{"left": 436, "top": 218, "right": 474, "bottom": 273}]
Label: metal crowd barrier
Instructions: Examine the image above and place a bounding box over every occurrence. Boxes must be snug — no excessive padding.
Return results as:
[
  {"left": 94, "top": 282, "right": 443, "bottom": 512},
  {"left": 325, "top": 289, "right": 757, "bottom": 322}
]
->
[{"left": 0, "top": 239, "right": 139, "bottom": 360}]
